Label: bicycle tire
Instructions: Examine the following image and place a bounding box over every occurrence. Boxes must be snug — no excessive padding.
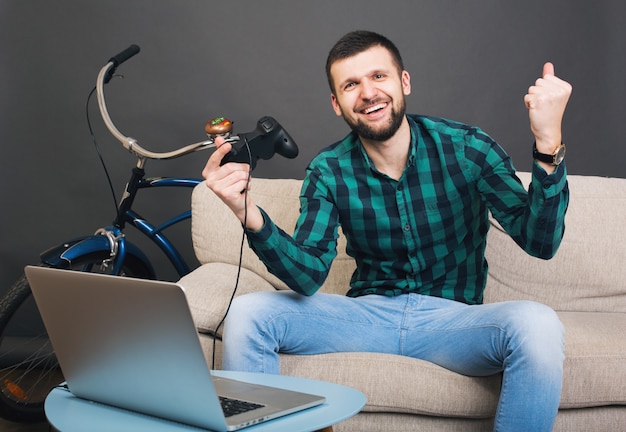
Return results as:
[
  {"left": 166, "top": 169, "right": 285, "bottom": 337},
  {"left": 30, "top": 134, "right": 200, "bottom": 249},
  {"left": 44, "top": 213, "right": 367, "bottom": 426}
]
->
[{"left": 0, "top": 254, "right": 152, "bottom": 423}]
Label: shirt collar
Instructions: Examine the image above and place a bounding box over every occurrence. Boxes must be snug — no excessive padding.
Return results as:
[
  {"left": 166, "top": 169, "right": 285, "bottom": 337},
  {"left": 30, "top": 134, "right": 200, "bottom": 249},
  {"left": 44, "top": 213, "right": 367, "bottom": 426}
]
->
[{"left": 356, "top": 115, "right": 418, "bottom": 174}]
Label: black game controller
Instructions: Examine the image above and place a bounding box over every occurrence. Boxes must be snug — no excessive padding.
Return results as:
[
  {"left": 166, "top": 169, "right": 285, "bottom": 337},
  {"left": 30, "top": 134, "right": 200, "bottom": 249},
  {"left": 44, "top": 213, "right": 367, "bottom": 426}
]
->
[{"left": 219, "top": 116, "right": 299, "bottom": 170}]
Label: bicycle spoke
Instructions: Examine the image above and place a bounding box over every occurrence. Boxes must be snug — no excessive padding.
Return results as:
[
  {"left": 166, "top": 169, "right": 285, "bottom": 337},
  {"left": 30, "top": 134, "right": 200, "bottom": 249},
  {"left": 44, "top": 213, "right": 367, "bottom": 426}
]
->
[{"left": 0, "top": 334, "right": 60, "bottom": 404}]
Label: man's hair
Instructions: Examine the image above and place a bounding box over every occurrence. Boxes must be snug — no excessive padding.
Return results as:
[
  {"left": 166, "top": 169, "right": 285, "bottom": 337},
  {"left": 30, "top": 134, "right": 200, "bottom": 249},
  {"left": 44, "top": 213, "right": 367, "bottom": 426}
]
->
[{"left": 325, "top": 30, "right": 405, "bottom": 94}]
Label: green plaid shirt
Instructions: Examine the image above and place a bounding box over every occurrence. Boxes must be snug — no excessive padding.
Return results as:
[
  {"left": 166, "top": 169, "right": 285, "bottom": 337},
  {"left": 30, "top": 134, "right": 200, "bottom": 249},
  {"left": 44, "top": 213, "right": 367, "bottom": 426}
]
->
[{"left": 247, "top": 115, "right": 568, "bottom": 304}]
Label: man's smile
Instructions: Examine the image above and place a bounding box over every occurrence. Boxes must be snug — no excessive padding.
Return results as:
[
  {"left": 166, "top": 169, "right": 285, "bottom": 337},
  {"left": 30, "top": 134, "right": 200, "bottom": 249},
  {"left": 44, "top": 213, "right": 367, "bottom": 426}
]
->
[{"left": 357, "top": 101, "right": 390, "bottom": 118}]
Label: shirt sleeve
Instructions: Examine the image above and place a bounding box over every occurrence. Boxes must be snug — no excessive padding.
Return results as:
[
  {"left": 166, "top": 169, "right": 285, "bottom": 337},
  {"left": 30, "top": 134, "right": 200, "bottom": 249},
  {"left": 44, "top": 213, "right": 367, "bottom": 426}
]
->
[
  {"left": 471, "top": 133, "right": 569, "bottom": 260},
  {"left": 244, "top": 167, "right": 340, "bottom": 296}
]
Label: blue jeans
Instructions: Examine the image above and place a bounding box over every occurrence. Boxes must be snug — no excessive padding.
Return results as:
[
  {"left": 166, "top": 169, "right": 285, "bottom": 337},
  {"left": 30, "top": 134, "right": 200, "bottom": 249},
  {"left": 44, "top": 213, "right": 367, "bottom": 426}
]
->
[{"left": 223, "top": 291, "right": 564, "bottom": 432}]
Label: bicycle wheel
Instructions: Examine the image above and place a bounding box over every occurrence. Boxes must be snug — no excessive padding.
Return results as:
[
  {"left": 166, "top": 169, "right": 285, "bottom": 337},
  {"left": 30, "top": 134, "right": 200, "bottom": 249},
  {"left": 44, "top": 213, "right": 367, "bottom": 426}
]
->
[{"left": 0, "top": 255, "right": 152, "bottom": 422}]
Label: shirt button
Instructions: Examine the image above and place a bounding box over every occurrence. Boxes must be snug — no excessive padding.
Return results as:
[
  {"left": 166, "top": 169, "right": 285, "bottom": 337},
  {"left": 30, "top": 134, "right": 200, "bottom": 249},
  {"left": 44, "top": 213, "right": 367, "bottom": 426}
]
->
[{"left": 404, "top": 224, "right": 411, "bottom": 231}]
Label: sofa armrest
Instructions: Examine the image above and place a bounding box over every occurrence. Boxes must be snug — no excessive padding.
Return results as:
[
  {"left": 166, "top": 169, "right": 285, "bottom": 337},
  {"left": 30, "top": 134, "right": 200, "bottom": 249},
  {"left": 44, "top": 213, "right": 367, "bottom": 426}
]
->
[{"left": 178, "top": 262, "right": 276, "bottom": 337}]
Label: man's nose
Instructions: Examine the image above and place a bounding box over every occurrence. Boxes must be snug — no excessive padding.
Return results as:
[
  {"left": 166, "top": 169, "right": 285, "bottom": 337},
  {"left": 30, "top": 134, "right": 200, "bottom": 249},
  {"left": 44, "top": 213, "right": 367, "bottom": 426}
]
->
[{"left": 360, "top": 79, "right": 378, "bottom": 100}]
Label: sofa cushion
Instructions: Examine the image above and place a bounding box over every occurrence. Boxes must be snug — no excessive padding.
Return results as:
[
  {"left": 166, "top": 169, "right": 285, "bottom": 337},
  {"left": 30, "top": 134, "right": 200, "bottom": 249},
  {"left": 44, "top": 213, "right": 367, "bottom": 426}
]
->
[
  {"left": 558, "top": 311, "right": 626, "bottom": 408},
  {"left": 280, "top": 352, "right": 501, "bottom": 418},
  {"left": 485, "top": 172, "right": 626, "bottom": 313}
]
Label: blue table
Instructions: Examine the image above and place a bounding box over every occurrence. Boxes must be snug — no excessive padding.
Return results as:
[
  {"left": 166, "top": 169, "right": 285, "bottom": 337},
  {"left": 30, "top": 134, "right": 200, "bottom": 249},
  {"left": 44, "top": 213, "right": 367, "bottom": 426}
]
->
[{"left": 45, "top": 370, "right": 366, "bottom": 432}]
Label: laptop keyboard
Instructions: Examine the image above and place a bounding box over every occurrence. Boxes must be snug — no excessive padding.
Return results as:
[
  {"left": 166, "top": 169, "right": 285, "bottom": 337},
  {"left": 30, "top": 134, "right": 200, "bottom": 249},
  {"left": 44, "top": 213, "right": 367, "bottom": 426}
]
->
[{"left": 219, "top": 396, "right": 265, "bottom": 417}]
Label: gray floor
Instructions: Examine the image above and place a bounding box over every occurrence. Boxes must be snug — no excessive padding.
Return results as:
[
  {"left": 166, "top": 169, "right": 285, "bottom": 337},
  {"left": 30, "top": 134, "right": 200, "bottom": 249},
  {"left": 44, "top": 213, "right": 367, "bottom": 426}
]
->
[{"left": 0, "top": 418, "right": 51, "bottom": 431}]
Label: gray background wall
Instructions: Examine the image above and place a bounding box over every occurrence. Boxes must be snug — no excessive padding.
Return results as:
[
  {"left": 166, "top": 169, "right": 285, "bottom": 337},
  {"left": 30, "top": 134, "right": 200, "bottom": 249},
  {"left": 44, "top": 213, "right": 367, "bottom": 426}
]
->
[{"left": 1, "top": 1, "right": 625, "bottom": 292}]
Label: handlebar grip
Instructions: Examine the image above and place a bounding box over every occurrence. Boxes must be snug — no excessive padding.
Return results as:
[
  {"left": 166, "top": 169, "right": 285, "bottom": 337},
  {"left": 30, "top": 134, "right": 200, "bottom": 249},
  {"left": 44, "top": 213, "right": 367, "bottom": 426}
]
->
[
  {"left": 109, "top": 44, "right": 140, "bottom": 67},
  {"left": 104, "top": 44, "right": 140, "bottom": 84}
]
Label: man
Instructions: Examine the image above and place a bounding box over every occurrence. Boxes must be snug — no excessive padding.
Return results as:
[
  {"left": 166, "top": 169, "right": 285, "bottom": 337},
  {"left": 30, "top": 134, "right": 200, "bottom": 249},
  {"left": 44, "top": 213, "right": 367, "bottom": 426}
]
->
[{"left": 203, "top": 31, "right": 572, "bottom": 431}]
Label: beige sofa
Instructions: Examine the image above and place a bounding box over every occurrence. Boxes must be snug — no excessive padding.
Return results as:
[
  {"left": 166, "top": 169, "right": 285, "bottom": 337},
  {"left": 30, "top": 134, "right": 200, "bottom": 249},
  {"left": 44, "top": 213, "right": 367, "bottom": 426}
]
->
[{"left": 180, "top": 171, "right": 626, "bottom": 431}]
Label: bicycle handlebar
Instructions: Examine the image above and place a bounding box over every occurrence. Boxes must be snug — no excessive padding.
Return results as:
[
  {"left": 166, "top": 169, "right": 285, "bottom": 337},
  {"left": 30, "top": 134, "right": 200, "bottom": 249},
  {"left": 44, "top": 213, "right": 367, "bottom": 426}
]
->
[
  {"left": 95, "top": 45, "right": 298, "bottom": 167},
  {"left": 96, "top": 44, "right": 233, "bottom": 162},
  {"left": 109, "top": 44, "right": 141, "bottom": 69}
]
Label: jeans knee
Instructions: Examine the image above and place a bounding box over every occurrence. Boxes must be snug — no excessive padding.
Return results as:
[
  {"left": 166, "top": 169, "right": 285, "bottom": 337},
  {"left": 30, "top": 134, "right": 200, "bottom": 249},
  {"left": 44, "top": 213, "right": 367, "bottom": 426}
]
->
[
  {"left": 225, "top": 292, "right": 275, "bottom": 332},
  {"left": 222, "top": 292, "right": 283, "bottom": 373},
  {"left": 506, "top": 301, "right": 564, "bottom": 363},
  {"left": 517, "top": 301, "right": 562, "bottom": 336}
]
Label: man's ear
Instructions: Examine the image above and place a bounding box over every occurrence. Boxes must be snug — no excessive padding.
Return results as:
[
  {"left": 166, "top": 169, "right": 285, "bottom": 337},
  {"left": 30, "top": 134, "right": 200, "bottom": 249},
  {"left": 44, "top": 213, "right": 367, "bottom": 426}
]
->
[
  {"left": 402, "top": 70, "right": 411, "bottom": 96},
  {"left": 330, "top": 93, "right": 343, "bottom": 117}
]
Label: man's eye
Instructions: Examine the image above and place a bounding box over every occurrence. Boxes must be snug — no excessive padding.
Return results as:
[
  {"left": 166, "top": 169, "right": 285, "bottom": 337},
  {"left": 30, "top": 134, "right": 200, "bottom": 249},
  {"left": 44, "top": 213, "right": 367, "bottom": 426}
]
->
[{"left": 344, "top": 82, "right": 356, "bottom": 90}]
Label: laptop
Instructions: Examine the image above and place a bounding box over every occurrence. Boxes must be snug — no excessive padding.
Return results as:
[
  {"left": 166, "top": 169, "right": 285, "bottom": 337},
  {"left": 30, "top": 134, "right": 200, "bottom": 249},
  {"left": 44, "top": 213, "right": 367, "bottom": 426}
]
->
[{"left": 25, "top": 265, "right": 325, "bottom": 431}]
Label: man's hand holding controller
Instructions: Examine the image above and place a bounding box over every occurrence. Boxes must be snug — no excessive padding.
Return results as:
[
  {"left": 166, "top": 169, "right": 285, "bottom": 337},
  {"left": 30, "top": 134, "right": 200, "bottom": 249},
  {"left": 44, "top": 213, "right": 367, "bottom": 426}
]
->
[{"left": 202, "top": 137, "right": 265, "bottom": 232}]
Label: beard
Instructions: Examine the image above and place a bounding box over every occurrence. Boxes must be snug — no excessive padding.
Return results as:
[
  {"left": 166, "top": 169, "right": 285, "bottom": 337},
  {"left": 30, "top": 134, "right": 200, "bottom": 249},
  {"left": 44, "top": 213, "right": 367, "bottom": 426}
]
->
[{"left": 342, "top": 99, "right": 406, "bottom": 142}]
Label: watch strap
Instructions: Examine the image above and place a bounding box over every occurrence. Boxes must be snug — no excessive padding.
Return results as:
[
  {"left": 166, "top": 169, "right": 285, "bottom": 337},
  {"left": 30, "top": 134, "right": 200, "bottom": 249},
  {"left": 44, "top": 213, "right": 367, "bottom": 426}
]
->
[{"left": 533, "top": 142, "right": 566, "bottom": 166}]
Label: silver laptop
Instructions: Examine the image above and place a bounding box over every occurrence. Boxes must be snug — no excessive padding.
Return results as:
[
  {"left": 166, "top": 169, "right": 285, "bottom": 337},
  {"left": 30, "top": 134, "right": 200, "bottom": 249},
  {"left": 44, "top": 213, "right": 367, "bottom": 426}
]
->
[{"left": 25, "top": 265, "right": 325, "bottom": 431}]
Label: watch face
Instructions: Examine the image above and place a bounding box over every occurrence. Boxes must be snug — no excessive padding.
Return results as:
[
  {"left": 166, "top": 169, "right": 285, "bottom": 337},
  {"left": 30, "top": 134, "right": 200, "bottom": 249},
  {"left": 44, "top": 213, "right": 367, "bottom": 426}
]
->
[{"left": 554, "top": 144, "right": 566, "bottom": 165}]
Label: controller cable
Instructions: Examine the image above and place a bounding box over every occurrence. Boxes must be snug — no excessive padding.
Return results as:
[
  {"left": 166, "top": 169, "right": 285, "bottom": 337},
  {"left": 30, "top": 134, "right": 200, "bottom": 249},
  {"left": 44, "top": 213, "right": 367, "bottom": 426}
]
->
[{"left": 210, "top": 141, "right": 253, "bottom": 370}]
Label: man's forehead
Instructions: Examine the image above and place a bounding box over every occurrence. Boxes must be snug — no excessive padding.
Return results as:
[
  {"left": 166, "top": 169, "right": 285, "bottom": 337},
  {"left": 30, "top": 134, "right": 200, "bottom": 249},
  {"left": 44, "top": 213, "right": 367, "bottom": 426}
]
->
[{"left": 330, "top": 46, "right": 396, "bottom": 83}]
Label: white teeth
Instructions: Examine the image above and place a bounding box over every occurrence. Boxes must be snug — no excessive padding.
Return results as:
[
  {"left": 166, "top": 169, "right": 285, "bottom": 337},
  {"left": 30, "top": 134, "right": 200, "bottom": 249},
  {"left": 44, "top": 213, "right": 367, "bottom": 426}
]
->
[{"left": 364, "top": 103, "right": 386, "bottom": 114}]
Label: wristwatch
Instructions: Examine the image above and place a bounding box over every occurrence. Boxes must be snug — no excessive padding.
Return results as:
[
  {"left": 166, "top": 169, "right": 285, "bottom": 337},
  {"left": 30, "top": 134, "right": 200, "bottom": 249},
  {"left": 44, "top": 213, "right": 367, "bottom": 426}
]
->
[{"left": 533, "top": 142, "right": 566, "bottom": 166}]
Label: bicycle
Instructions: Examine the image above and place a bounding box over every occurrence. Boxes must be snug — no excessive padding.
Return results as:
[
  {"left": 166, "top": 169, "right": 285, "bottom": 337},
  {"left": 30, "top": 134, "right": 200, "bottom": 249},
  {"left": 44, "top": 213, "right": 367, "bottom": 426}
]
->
[{"left": 0, "top": 44, "right": 298, "bottom": 422}]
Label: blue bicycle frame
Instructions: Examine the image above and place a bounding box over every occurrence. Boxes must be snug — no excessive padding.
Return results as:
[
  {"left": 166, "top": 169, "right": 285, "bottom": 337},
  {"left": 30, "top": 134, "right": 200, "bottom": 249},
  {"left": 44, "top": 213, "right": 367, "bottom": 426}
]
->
[{"left": 40, "top": 165, "right": 202, "bottom": 279}]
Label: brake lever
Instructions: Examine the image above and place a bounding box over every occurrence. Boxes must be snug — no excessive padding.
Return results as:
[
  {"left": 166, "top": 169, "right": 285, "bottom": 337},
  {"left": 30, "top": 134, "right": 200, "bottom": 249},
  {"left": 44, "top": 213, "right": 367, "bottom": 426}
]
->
[{"left": 198, "top": 136, "right": 240, "bottom": 150}]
